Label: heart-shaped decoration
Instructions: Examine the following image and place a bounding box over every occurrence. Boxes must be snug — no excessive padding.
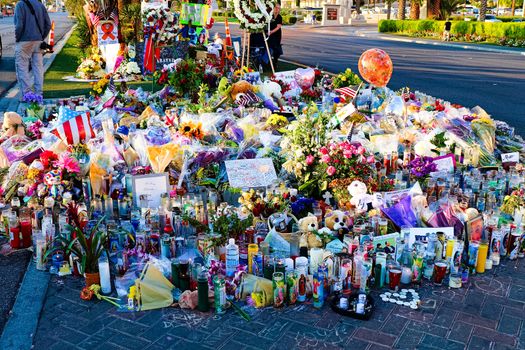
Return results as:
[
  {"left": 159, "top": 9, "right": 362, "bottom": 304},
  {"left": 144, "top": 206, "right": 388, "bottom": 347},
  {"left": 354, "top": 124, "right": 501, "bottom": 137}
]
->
[
  {"left": 294, "top": 68, "right": 315, "bottom": 90},
  {"left": 380, "top": 289, "right": 420, "bottom": 309}
]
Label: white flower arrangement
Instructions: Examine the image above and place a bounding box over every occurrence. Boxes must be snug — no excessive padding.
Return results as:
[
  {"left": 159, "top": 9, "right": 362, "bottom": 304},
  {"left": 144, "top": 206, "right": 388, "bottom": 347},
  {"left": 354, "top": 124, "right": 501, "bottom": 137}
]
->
[{"left": 232, "top": 0, "right": 274, "bottom": 32}]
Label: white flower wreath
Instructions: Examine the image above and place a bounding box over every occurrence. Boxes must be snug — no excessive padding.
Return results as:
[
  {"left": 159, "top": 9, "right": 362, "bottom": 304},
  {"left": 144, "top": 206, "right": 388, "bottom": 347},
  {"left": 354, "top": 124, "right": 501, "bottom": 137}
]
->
[{"left": 232, "top": 0, "right": 275, "bottom": 33}]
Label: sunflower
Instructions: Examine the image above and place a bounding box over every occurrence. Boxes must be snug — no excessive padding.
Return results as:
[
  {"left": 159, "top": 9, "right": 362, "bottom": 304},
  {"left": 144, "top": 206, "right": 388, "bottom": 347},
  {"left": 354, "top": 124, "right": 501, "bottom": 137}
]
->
[{"left": 179, "top": 121, "right": 204, "bottom": 139}]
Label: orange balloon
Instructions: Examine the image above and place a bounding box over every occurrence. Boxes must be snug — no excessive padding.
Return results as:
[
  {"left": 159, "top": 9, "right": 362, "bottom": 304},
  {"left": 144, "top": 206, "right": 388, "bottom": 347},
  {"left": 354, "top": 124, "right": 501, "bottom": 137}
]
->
[{"left": 358, "top": 48, "right": 393, "bottom": 88}]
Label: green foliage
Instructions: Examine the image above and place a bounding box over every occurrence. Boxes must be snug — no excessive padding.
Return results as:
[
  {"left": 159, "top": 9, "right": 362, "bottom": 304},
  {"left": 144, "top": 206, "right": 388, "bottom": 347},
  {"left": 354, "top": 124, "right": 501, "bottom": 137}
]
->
[
  {"left": 440, "top": 0, "right": 464, "bottom": 19},
  {"left": 64, "top": 0, "right": 84, "bottom": 17},
  {"left": 212, "top": 213, "right": 254, "bottom": 247},
  {"left": 120, "top": 3, "right": 143, "bottom": 42},
  {"left": 498, "top": 0, "right": 524, "bottom": 7},
  {"left": 282, "top": 15, "right": 298, "bottom": 25},
  {"left": 75, "top": 14, "right": 92, "bottom": 51},
  {"left": 378, "top": 19, "right": 525, "bottom": 46}
]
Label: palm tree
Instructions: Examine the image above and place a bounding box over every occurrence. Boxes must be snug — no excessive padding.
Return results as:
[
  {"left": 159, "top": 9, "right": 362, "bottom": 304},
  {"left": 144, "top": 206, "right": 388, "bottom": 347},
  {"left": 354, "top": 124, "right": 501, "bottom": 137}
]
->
[
  {"left": 479, "top": 0, "right": 487, "bottom": 21},
  {"left": 410, "top": 0, "right": 421, "bottom": 19},
  {"left": 427, "top": 0, "right": 442, "bottom": 18},
  {"left": 386, "top": 0, "right": 394, "bottom": 19},
  {"left": 440, "top": 0, "right": 463, "bottom": 19},
  {"left": 398, "top": 0, "right": 407, "bottom": 19}
]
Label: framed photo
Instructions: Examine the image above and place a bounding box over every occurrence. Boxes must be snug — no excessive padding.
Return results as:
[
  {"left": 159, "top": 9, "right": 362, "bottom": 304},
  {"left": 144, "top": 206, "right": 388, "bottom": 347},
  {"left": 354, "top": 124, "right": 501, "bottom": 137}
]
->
[
  {"left": 132, "top": 173, "right": 170, "bottom": 208},
  {"left": 408, "top": 227, "right": 454, "bottom": 247},
  {"left": 466, "top": 215, "right": 484, "bottom": 242},
  {"left": 372, "top": 232, "right": 399, "bottom": 259}
]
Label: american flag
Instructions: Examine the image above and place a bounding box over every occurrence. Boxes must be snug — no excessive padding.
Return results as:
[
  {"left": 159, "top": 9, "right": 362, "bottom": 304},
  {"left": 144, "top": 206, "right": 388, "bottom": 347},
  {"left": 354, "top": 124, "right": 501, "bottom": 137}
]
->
[
  {"left": 335, "top": 86, "right": 357, "bottom": 99},
  {"left": 108, "top": 76, "right": 117, "bottom": 94},
  {"left": 51, "top": 112, "right": 95, "bottom": 145}
]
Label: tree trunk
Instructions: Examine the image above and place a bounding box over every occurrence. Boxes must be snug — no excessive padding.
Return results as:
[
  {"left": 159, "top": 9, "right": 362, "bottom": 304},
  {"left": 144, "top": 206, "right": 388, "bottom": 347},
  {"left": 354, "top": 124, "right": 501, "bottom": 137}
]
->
[
  {"left": 479, "top": 0, "right": 487, "bottom": 21},
  {"left": 511, "top": 0, "right": 516, "bottom": 16},
  {"left": 427, "top": 0, "right": 441, "bottom": 19},
  {"left": 387, "top": 1, "right": 392, "bottom": 19},
  {"left": 398, "top": 0, "right": 406, "bottom": 19},
  {"left": 410, "top": 0, "right": 420, "bottom": 19},
  {"left": 356, "top": 0, "right": 361, "bottom": 14}
]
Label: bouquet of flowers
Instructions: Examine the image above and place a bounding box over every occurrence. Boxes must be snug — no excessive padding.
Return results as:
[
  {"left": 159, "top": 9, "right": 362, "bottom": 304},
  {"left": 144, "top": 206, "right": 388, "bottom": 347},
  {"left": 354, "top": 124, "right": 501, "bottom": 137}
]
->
[
  {"left": 143, "top": 6, "right": 179, "bottom": 46},
  {"left": 471, "top": 116, "right": 496, "bottom": 154},
  {"left": 22, "top": 92, "right": 44, "bottom": 121},
  {"left": 409, "top": 156, "right": 437, "bottom": 184},
  {"left": 331, "top": 68, "right": 362, "bottom": 89},
  {"left": 76, "top": 48, "right": 106, "bottom": 80},
  {"left": 238, "top": 189, "right": 290, "bottom": 218}
]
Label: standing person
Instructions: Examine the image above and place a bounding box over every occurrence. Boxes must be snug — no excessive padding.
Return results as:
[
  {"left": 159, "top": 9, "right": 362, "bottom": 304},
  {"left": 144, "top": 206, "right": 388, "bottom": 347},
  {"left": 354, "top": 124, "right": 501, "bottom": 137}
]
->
[
  {"left": 14, "top": 0, "right": 51, "bottom": 97},
  {"left": 443, "top": 19, "right": 452, "bottom": 41},
  {"left": 268, "top": 3, "right": 283, "bottom": 70}
]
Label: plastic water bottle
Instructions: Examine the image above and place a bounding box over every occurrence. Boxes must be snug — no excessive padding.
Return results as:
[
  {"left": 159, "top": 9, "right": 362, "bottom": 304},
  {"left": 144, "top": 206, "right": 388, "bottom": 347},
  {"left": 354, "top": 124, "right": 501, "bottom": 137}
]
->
[
  {"left": 226, "top": 238, "right": 239, "bottom": 277},
  {"left": 98, "top": 252, "right": 112, "bottom": 294}
]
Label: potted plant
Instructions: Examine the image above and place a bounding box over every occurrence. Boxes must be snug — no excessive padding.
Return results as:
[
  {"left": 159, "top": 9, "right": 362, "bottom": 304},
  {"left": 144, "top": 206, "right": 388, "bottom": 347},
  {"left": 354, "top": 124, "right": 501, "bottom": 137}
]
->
[{"left": 46, "top": 203, "right": 108, "bottom": 287}]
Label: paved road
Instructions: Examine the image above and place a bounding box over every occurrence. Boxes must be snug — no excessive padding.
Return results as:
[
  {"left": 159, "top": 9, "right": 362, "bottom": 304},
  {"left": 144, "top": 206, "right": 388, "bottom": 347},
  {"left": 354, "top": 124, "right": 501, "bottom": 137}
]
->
[
  {"left": 0, "top": 12, "right": 75, "bottom": 96},
  {"left": 221, "top": 24, "right": 525, "bottom": 135},
  {"left": 32, "top": 258, "right": 525, "bottom": 349}
]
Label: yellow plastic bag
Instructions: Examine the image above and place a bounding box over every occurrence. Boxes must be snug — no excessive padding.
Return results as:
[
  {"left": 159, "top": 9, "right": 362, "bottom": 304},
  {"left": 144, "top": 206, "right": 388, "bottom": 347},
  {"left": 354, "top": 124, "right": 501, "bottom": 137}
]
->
[{"left": 135, "top": 263, "right": 174, "bottom": 311}]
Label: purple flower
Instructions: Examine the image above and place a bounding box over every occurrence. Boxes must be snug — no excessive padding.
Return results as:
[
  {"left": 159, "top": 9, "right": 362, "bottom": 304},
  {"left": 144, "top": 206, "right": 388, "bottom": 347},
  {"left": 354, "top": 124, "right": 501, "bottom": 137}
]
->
[
  {"left": 409, "top": 156, "right": 437, "bottom": 178},
  {"left": 22, "top": 92, "right": 43, "bottom": 105}
]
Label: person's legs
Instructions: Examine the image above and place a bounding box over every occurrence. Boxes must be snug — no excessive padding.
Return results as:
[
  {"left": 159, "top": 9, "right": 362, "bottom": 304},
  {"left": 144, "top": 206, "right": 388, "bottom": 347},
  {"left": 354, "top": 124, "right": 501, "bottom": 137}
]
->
[
  {"left": 31, "top": 42, "right": 44, "bottom": 96},
  {"left": 15, "top": 41, "right": 34, "bottom": 95}
]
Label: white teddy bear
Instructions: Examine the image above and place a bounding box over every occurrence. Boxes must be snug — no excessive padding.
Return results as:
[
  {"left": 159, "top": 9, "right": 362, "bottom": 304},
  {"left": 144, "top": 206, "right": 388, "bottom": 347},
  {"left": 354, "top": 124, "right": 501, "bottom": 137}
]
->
[{"left": 348, "top": 180, "right": 384, "bottom": 212}]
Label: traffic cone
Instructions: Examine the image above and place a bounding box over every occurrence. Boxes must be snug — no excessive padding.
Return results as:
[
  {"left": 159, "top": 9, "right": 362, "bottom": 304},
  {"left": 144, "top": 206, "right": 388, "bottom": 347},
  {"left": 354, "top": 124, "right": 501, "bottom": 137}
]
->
[
  {"left": 49, "top": 21, "right": 55, "bottom": 48},
  {"left": 224, "top": 18, "right": 232, "bottom": 47}
]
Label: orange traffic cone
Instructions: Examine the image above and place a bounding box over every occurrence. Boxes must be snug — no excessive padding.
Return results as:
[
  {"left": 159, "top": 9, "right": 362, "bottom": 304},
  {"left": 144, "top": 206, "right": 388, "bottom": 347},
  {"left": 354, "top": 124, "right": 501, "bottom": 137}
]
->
[
  {"left": 224, "top": 18, "right": 232, "bottom": 46},
  {"left": 48, "top": 21, "right": 55, "bottom": 48}
]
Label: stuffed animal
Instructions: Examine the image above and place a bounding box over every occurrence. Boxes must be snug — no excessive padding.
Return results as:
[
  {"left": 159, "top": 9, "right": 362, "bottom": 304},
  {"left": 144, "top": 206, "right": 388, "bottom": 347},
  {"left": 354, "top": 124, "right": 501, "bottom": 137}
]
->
[
  {"left": 411, "top": 194, "right": 433, "bottom": 224},
  {"left": 324, "top": 209, "right": 350, "bottom": 241},
  {"left": 298, "top": 213, "right": 323, "bottom": 248},
  {"left": 2, "top": 112, "right": 25, "bottom": 138},
  {"left": 348, "top": 180, "right": 383, "bottom": 212},
  {"left": 230, "top": 80, "right": 253, "bottom": 101}
]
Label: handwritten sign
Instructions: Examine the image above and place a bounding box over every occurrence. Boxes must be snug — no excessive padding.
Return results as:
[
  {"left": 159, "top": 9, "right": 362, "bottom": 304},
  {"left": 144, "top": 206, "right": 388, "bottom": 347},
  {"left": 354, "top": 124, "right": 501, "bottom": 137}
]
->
[
  {"left": 334, "top": 103, "right": 356, "bottom": 124},
  {"left": 501, "top": 152, "right": 519, "bottom": 163},
  {"left": 132, "top": 173, "right": 170, "bottom": 208},
  {"left": 273, "top": 70, "right": 296, "bottom": 84},
  {"left": 225, "top": 158, "right": 277, "bottom": 189}
]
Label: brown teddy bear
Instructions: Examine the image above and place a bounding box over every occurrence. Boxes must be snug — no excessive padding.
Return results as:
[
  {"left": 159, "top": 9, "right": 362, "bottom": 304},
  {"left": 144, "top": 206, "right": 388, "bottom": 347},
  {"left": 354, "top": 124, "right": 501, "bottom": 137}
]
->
[
  {"left": 230, "top": 80, "right": 253, "bottom": 101},
  {"left": 2, "top": 112, "right": 25, "bottom": 138}
]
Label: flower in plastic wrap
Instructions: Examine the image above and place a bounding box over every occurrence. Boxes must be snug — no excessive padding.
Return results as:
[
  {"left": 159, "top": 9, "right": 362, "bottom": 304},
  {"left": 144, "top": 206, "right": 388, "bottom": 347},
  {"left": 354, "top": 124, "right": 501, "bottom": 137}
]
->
[
  {"left": 145, "top": 116, "right": 171, "bottom": 146},
  {"left": 146, "top": 143, "right": 181, "bottom": 173},
  {"left": 384, "top": 95, "right": 404, "bottom": 116},
  {"left": 471, "top": 117, "right": 496, "bottom": 154},
  {"left": 414, "top": 140, "right": 436, "bottom": 157}
]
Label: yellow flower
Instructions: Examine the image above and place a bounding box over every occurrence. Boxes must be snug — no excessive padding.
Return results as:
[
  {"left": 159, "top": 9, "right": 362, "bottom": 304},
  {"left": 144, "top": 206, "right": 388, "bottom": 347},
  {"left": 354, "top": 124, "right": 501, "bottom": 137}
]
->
[{"left": 341, "top": 76, "right": 347, "bottom": 82}]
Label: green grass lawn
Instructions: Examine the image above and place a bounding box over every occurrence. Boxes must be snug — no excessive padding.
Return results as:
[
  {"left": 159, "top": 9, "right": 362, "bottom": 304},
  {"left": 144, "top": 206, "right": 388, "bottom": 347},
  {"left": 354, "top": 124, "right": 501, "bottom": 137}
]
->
[
  {"left": 43, "top": 28, "right": 302, "bottom": 99},
  {"left": 44, "top": 29, "right": 161, "bottom": 99}
]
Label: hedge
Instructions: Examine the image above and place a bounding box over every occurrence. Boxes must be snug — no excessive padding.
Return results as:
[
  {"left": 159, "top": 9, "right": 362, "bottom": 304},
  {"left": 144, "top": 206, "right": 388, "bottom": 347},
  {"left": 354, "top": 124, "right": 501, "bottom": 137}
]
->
[{"left": 378, "top": 20, "right": 525, "bottom": 44}]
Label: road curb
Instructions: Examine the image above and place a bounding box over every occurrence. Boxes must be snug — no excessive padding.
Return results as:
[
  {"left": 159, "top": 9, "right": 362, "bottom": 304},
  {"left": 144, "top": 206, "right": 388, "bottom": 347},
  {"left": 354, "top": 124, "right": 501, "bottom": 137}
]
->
[
  {"left": 0, "top": 262, "right": 50, "bottom": 350},
  {"left": 374, "top": 34, "right": 525, "bottom": 56}
]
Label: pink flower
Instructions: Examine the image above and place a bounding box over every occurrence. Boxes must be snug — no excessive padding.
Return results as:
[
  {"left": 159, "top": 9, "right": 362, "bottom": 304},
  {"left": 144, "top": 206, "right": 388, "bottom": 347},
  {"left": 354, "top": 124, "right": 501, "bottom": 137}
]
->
[
  {"left": 357, "top": 146, "right": 366, "bottom": 155},
  {"left": 367, "top": 155, "right": 376, "bottom": 164},
  {"left": 326, "top": 166, "right": 336, "bottom": 176},
  {"left": 321, "top": 154, "right": 331, "bottom": 163},
  {"left": 306, "top": 155, "right": 315, "bottom": 165},
  {"left": 54, "top": 153, "right": 80, "bottom": 174},
  {"left": 343, "top": 150, "right": 353, "bottom": 159},
  {"left": 319, "top": 147, "right": 329, "bottom": 155}
]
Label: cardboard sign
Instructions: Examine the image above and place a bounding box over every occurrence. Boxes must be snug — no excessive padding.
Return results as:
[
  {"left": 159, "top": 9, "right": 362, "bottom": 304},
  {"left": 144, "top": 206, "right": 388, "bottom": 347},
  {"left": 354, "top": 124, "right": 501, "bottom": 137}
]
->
[
  {"left": 225, "top": 158, "right": 278, "bottom": 189},
  {"left": 132, "top": 173, "right": 170, "bottom": 208},
  {"left": 335, "top": 103, "right": 357, "bottom": 124},
  {"left": 501, "top": 152, "right": 519, "bottom": 163},
  {"left": 97, "top": 20, "right": 119, "bottom": 46}
]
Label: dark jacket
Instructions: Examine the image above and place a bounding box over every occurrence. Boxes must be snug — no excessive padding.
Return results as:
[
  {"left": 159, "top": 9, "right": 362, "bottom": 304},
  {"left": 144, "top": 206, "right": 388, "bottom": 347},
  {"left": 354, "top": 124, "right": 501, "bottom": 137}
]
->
[{"left": 14, "top": 0, "right": 51, "bottom": 42}]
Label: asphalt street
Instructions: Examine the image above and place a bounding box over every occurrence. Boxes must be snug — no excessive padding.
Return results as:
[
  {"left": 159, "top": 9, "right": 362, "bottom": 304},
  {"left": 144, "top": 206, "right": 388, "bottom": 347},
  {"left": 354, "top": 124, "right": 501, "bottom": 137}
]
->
[
  {"left": 0, "top": 12, "right": 74, "bottom": 96},
  {"left": 221, "top": 24, "right": 525, "bottom": 135}
]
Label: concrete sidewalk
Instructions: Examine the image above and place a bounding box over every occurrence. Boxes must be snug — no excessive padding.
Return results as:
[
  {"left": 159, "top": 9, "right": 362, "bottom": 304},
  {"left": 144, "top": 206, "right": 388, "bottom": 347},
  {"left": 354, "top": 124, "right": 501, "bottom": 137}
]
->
[{"left": 0, "top": 24, "right": 77, "bottom": 117}]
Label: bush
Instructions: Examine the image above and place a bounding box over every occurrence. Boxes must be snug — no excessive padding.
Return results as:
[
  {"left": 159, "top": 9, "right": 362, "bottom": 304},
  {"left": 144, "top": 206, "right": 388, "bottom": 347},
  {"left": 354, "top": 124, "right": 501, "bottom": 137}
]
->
[
  {"left": 378, "top": 19, "right": 525, "bottom": 46},
  {"left": 282, "top": 15, "right": 298, "bottom": 25}
]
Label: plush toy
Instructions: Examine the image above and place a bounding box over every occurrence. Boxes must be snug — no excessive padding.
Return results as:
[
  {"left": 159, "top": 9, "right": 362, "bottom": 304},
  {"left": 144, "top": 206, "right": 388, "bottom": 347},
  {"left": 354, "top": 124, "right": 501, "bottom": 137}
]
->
[
  {"left": 298, "top": 214, "right": 323, "bottom": 248},
  {"left": 230, "top": 80, "right": 254, "bottom": 101},
  {"left": 411, "top": 194, "right": 433, "bottom": 224},
  {"left": 348, "top": 180, "right": 384, "bottom": 212},
  {"left": 256, "top": 80, "right": 283, "bottom": 112},
  {"left": 324, "top": 209, "right": 350, "bottom": 241},
  {"left": 2, "top": 112, "right": 25, "bottom": 138}
]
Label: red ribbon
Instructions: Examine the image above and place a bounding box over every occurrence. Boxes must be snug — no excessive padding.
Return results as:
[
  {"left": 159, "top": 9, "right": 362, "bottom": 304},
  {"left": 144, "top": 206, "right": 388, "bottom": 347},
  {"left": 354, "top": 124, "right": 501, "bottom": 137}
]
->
[{"left": 101, "top": 22, "right": 116, "bottom": 40}]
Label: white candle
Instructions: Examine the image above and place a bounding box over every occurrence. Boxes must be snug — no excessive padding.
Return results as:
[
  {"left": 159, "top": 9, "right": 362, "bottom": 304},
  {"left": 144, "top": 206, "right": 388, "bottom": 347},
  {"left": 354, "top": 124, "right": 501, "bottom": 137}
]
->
[
  {"left": 401, "top": 266, "right": 412, "bottom": 285},
  {"left": 309, "top": 248, "right": 324, "bottom": 275}
]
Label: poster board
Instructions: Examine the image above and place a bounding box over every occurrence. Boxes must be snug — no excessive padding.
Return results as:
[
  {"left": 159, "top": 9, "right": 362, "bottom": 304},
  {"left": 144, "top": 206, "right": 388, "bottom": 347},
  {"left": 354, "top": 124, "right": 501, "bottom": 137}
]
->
[
  {"left": 132, "top": 173, "right": 170, "bottom": 208},
  {"left": 225, "top": 158, "right": 278, "bottom": 189}
]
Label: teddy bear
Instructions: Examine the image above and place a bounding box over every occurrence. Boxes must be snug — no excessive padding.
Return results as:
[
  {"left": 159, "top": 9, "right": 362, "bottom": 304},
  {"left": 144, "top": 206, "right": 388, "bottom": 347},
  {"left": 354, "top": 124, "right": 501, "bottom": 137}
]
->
[
  {"left": 348, "top": 180, "right": 384, "bottom": 212},
  {"left": 230, "top": 80, "right": 254, "bottom": 101},
  {"left": 2, "top": 112, "right": 25, "bottom": 139},
  {"left": 256, "top": 80, "right": 282, "bottom": 112},
  {"left": 298, "top": 214, "right": 323, "bottom": 248},
  {"left": 324, "top": 209, "right": 350, "bottom": 241}
]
